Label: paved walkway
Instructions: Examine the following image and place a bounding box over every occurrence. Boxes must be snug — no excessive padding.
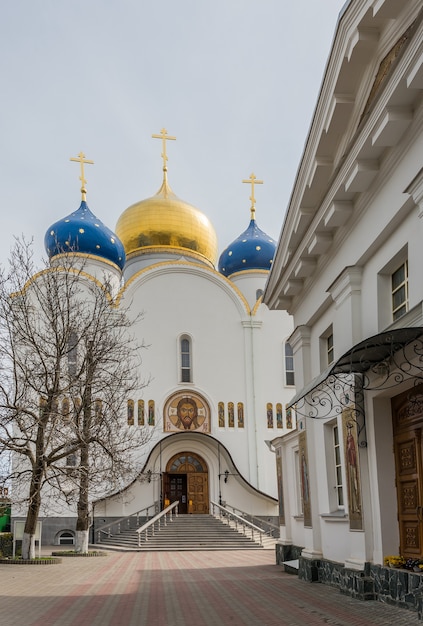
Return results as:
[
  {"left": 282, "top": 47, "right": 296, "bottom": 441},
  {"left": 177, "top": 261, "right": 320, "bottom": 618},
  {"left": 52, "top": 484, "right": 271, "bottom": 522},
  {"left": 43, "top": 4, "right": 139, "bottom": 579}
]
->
[{"left": 0, "top": 549, "right": 421, "bottom": 626}]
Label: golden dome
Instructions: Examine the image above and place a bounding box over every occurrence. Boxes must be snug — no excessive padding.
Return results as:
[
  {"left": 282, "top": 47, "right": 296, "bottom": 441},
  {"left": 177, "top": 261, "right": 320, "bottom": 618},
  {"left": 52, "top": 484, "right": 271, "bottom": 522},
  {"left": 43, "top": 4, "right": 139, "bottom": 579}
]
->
[{"left": 116, "top": 176, "right": 218, "bottom": 267}]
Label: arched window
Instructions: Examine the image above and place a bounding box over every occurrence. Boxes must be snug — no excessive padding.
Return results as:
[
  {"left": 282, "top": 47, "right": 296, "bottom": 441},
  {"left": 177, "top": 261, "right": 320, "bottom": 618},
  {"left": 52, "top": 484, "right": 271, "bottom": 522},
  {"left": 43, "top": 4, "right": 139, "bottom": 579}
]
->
[
  {"left": 284, "top": 342, "right": 295, "bottom": 386},
  {"left": 58, "top": 531, "right": 75, "bottom": 545},
  {"left": 180, "top": 335, "right": 192, "bottom": 383},
  {"left": 67, "top": 331, "right": 78, "bottom": 377}
]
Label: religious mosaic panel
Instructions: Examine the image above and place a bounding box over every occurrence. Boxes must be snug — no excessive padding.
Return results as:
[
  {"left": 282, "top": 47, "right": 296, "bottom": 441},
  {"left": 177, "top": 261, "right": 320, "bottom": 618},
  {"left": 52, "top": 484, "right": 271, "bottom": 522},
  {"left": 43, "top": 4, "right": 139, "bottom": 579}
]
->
[
  {"left": 127, "top": 399, "right": 134, "bottom": 426},
  {"left": 218, "top": 402, "right": 225, "bottom": 427},
  {"left": 276, "top": 403, "right": 283, "bottom": 429},
  {"left": 228, "top": 402, "right": 235, "bottom": 428},
  {"left": 298, "top": 430, "right": 312, "bottom": 527},
  {"left": 148, "top": 400, "right": 155, "bottom": 426},
  {"left": 342, "top": 407, "right": 363, "bottom": 531},
  {"left": 137, "top": 399, "right": 145, "bottom": 426},
  {"left": 237, "top": 402, "right": 244, "bottom": 428},
  {"left": 267, "top": 403, "right": 274, "bottom": 428},
  {"left": 276, "top": 449, "right": 285, "bottom": 526},
  {"left": 286, "top": 406, "right": 293, "bottom": 429},
  {"left": 164, "top": 391, "right": 211, "bottom": 433}
]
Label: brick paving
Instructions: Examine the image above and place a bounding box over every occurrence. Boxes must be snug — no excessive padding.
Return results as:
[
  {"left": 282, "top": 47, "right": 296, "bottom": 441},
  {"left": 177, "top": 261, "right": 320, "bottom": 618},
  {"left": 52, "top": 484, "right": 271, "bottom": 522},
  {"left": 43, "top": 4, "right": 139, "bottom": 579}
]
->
[{"left": 0, "top": 549, "right": 421, "bottom": 626}]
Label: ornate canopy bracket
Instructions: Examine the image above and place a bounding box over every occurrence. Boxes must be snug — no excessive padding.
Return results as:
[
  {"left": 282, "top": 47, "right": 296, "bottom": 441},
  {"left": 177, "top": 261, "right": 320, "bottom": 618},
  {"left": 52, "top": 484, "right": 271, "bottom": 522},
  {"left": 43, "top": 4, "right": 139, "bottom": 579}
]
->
[{"left": 291, "top": 328, "right": 423, "bottom": 448}]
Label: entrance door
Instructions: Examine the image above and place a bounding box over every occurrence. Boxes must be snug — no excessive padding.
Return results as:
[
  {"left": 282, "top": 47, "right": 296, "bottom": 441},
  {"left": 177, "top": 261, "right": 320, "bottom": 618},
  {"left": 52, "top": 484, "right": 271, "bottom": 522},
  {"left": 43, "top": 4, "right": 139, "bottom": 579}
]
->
[
  {"left": 392, "top": 384, "right": 423, "bottom": 559},
  {"left": 164, "top": 474, "right": 188, "bottom": 514},
  {"left": 163, "top": 452, "right": 209, "bottom": 514}
]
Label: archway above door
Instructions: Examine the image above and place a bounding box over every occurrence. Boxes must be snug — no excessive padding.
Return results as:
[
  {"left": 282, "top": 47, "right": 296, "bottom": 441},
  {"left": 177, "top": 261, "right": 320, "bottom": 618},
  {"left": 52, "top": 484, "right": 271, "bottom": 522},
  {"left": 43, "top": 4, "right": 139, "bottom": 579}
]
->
[{"left": 163, "top": 451, "right": 209, "bottom": 514}]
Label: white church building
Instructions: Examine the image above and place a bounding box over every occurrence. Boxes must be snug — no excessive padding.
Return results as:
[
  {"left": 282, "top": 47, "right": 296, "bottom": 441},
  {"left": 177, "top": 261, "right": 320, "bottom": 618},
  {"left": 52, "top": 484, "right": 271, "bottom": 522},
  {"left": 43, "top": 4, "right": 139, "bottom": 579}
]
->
[
  {"left": 29, "top": 131, "right": 294, "bottom": 545},
  {"left": 264, "top": 0, "right": 423, "bottom": 613}
]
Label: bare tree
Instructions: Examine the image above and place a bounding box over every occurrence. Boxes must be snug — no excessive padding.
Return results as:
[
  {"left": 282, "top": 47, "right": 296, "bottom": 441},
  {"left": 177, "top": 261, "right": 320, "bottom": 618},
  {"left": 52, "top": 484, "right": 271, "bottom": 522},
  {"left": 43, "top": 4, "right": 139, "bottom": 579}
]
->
[{"left": 0, "top": 239, "right": 151, "bottom": 558}]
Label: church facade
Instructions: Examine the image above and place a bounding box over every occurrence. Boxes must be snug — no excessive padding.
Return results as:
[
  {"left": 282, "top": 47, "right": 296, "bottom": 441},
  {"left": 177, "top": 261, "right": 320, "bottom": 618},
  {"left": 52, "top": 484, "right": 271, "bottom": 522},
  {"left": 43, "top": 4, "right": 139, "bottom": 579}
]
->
[{"left": 30, "top": 135, "right": 294, "bottom": 545}]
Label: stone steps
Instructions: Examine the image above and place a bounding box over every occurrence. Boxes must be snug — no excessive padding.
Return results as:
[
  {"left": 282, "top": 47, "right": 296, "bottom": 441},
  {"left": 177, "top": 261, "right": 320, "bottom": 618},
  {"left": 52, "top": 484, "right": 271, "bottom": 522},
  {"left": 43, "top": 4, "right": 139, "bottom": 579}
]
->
[{"left": 97, "top": 514, "right": 274, "bottom": 551}]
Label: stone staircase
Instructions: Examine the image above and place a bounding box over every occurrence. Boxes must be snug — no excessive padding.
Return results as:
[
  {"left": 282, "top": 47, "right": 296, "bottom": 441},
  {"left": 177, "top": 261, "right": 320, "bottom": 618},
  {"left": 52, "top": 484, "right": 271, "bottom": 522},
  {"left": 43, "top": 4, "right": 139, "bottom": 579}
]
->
[{"left": 96, "top": 514, "right": 275, "bottom": 551}]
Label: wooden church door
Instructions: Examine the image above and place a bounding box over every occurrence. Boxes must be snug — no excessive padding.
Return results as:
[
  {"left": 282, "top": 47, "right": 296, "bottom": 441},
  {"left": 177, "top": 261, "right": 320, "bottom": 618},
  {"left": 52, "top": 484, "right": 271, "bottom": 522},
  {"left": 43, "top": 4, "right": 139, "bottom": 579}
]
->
[
  {"left": 392, "top": 384, "right": 423, "bottom": 559},
  {"left": 164, "top": 452, "right": 209, "bottom": 514}
]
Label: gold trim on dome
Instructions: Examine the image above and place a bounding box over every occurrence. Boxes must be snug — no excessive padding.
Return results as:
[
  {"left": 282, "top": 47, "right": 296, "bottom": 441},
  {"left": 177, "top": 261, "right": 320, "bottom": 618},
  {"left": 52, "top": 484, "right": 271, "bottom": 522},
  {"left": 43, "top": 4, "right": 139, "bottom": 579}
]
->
[
  {"left": 125, "top": 245, "right": 215, "bottom": 268},
  {"left": 116, "top": 259, "right": 251, "bottom": 315},
  {"left": 48, "top": 251, "right": 123, "bottom": 271},
  {"left": 13, "top": 266, "right": 113, "bottom": 304},
  {"left": 228, "top": 268, "right": 270, "bottom": 279}
]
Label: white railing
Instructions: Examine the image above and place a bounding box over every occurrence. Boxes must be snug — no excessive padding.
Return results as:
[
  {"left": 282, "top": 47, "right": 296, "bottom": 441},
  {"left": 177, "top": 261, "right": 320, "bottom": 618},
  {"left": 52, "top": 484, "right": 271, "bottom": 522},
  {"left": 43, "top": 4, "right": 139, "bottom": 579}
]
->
[
  {"left": 136, "top": 501, "right": 179, "bottom": 547},
  {"left": 95, "top": 503, "right": 156, "bottom": 544},
  {"left": 211, "top": 501, "right": 264, "bottom": 545},
  {"left": 223, "top": 504, "right": 279, "bottom": 538}
]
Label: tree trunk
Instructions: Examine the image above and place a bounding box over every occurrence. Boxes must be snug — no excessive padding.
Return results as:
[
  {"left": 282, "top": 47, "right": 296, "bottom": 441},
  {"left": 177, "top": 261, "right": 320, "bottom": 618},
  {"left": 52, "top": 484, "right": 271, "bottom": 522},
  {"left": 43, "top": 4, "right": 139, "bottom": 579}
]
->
[
  {"left": 22, "top": 465, "right": 43, "bottom": 559},
  {"left": 75, "top": 529, "right": 89, "bottom": 553},
  {"left": 75, "top": 441, "right": 90, "bottom": 553}
]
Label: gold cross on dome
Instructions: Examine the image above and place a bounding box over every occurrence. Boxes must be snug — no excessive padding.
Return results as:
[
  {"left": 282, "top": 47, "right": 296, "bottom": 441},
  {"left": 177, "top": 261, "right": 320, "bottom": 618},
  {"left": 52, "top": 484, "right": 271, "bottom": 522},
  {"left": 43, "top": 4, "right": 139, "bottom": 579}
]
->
[
  {"left": 242, "top": 172, "right": 263, "bottom": 220},
  {"left": 70, "top": 152, "right": 94, "bottom": 201},
  {"left": 152, "top": 128, "right": 176, "bottom": 171}
]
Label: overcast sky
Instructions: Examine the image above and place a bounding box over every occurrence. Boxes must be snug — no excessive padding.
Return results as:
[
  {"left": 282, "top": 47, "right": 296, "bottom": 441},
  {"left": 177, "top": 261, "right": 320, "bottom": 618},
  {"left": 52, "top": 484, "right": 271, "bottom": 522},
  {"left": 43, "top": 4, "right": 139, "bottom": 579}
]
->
[{"left": 0, "top": 1, "right": 344, "bottom": 270}]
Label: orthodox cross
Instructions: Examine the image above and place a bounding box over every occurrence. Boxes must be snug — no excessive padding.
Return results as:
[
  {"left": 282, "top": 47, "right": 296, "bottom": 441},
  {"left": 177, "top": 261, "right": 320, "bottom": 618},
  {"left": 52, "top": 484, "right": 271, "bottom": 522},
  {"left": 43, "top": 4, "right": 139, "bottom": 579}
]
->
[
  {"left": 242, "top": 172, "right": 263, "bottom": 220},
  {"left": 152, "top": 128, "right": 176, "bottom": 172},
  {"left": 70, "top": 152, "right": 94, "bottom": 201}
]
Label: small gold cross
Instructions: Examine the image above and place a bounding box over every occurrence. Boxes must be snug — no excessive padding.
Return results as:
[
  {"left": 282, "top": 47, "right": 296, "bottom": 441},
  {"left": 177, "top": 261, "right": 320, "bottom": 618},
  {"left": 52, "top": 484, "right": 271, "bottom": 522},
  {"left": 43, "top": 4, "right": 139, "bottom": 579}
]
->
[
  {"left": 242, "top": 172, "right": 263, "bottom": 220},
  {"left": 152, "top": 128, "right": 176, "bottom": 172},
  {"left": 70, "top": 152, "right": 94, "bottom": 201}
]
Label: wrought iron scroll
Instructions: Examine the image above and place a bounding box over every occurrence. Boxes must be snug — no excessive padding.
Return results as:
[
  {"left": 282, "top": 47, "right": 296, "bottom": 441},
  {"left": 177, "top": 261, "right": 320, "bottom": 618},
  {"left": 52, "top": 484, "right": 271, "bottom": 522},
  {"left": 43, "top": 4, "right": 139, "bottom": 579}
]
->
[{"left": 292, "top": 332, "right": 423, "bottom": 448}]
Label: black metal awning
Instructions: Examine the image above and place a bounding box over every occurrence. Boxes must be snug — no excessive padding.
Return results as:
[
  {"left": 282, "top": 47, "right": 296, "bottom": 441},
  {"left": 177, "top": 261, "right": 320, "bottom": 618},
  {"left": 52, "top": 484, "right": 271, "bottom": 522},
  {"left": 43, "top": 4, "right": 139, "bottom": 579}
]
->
[
  {"left": 287, "top": 327, "right": 423, "bottom": 410},
  {"left": 330, "top": 327, "right": 423, "bottom": 375}
]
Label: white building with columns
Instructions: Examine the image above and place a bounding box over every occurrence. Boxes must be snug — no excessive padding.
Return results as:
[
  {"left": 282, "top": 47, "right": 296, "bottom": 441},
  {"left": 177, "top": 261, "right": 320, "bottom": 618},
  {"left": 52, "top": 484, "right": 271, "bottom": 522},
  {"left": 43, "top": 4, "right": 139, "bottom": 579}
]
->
[{"left": 264, "top": 0, "right": 423, "bottom": 609}]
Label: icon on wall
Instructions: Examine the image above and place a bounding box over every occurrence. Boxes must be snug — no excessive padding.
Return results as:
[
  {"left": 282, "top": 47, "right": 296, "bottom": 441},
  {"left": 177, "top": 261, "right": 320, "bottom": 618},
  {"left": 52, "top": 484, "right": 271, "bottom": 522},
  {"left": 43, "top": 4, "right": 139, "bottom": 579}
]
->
[{"left": 164, "top": 391, "right": 211, "bottom": 433}]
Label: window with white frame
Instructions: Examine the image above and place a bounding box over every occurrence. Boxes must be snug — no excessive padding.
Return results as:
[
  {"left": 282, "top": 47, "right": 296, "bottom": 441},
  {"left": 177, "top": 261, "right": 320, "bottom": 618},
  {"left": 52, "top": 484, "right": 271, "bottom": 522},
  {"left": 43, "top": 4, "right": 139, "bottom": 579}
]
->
[
  {"left": 320, "top": 326, "right": 334, "bottom": 370},
  {"left": 392, "top": 260, "right": 408, "bottom": 321},
  {"left": 180, "top": 335, "right": 192, "bottom": 383},
  {"left": 324, "top": 419, "right": 345, "bottom": 512},
  {"left": 327, "top": 333, "right": 334, "bottom": 366},
  {"left": 284, "top": 342, "right": 295, "bottom": 386},
  {"left": 333, "top": 424, "right": 344, "bottom": 508},
  {"left": 377, "top": 247, "right": 408, "bottom": 330}
]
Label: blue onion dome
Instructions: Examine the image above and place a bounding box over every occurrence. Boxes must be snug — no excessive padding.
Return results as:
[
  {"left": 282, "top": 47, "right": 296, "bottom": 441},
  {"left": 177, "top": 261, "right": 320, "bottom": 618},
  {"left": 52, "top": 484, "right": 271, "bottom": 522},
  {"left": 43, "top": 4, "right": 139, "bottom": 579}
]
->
[
  {"left": 44, "top": 200, "right": 126, "bottom": 270},
  {"left": 218, "top": 214, "right": 276, "bottom": 278}
]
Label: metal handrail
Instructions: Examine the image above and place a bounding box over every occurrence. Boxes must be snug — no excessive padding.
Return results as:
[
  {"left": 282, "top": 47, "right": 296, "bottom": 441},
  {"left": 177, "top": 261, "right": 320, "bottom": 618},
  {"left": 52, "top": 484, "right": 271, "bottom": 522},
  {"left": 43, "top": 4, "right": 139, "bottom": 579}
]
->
[
  {"left": 210, "top": 501, "right": 264, "bottom": 545},
  {"left": 224, "top": 504, "right": 279, "bottom": 537},
  {"left": 96, "top": 503, "right": 156, "bottom": 543},
  {"left": 136, "top": 501, "right": 179, "bottom": 547}
]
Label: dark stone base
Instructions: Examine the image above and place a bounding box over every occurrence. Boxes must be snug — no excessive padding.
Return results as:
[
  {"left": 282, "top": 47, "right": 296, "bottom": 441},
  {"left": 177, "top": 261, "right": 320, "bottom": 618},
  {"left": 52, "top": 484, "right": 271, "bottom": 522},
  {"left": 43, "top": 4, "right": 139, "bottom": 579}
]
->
[
  {"left": 277, "top": 545, "right": 423, "bottom": 620},
  {"left": 275, "top": 542, "right": 303, "bottom": 574}
]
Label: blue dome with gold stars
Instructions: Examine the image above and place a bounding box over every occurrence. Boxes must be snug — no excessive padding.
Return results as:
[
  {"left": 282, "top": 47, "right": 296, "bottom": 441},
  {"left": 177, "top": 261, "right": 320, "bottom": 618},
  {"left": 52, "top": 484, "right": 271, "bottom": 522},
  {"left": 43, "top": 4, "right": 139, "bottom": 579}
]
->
[
  {"left": 44, "top": 201, "right": 126, "bottom": 270},
  {"left": 218, "top": 217, "right": 276, "bottom": 278}
]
